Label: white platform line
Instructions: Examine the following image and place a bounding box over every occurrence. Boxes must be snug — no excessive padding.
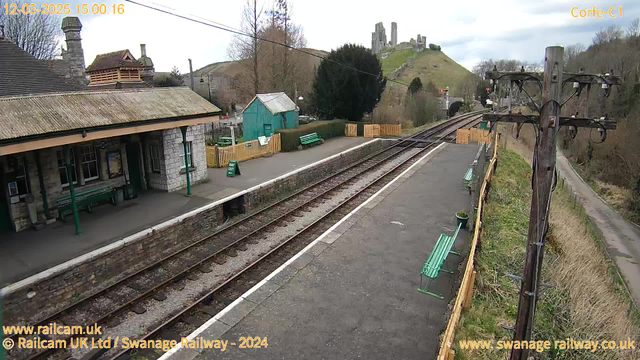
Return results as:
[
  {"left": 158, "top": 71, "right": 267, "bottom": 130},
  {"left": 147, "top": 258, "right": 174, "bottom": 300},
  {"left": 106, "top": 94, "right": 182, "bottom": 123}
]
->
[{"left": 156, "top": 142, "right": 446, "bottom": 360}]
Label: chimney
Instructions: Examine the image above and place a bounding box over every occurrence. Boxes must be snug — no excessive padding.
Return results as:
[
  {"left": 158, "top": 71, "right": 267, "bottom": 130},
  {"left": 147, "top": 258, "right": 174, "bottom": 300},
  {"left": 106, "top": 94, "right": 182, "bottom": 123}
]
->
[
  {"left": 61, "top": 17, "right": 87, "bottom": 86},
  {"left": 138, "top": 43, "right": 155, "bottom": 85}
]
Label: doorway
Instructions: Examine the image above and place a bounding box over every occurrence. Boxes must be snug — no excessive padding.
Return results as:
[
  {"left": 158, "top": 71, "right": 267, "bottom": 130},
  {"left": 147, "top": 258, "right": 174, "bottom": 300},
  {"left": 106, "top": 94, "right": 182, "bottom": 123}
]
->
[{"left": 126, "top": 143, "right": 143, "bottom": 194}]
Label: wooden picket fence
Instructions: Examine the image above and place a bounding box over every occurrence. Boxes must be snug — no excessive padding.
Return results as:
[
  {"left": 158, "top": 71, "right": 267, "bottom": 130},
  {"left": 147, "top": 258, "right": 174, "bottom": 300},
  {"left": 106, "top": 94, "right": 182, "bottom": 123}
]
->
[
  {"left": 437, "top": 131, "right": 498, "bottom": 360},
  {"left": 345, "top": 123, "right": 357, "bottom": 137},
  {"left": 206, "top": 133, "right": 281, "bottom": 168},
  {"left": 379, "top": 124, "right": 402, "bottom": 136},
  {"left": 364, "top": 124, "right": 380, "bottom": 138},
  {"left": 362, "top": 124, "right": 402, "bottom": 138},
  {"left": 456, "top": 128, "right": 491, "bottom": 145}
]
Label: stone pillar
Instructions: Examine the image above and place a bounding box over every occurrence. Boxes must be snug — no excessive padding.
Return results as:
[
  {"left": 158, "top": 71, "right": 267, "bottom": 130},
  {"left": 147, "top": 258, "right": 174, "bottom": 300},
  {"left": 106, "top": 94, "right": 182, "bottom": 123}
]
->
[{"left": 61, "top": 17, "right": 87, "bottom": 86}]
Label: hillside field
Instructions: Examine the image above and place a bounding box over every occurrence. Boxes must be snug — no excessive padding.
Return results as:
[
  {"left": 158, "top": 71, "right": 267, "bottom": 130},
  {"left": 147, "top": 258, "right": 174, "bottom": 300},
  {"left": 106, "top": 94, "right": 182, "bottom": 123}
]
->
[{"left": 381, "top": 48, "right": 474, "bottom": 96}]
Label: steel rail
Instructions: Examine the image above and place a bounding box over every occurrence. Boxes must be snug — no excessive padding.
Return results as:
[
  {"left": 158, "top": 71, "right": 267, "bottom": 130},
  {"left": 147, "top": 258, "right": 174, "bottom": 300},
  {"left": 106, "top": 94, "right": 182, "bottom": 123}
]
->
[
  {"left": 107, "top": 113, "right": 484, "bottom": 360},
  {"left": 14, "top": 111, "right": 483, "bottom": 360}
]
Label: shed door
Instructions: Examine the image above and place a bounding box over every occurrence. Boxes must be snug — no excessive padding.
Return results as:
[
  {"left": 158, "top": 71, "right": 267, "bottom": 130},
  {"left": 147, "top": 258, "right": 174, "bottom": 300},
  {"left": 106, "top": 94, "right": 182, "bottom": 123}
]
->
[{"left": 263, "top": 124, "right": 273, "bottom": 137}]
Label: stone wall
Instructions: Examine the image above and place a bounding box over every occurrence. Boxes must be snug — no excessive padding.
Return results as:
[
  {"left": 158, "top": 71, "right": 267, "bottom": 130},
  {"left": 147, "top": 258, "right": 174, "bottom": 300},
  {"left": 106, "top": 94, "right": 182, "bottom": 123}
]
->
[
  {"left": 2, "top": 203, "right": 224, "bottom": 325},
  {"left": 162, "top": 125, "right": 207, "bottom": 192}
]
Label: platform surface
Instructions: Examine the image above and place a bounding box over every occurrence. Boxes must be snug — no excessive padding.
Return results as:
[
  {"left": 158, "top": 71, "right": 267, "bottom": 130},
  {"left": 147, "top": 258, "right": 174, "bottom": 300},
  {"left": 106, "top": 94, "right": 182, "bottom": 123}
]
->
[
  {"left": 0, "top": 137, "right": 372, "bottom": 287},
  {"left": 170, "top": 143, "right": 480, "bottom": 360}
]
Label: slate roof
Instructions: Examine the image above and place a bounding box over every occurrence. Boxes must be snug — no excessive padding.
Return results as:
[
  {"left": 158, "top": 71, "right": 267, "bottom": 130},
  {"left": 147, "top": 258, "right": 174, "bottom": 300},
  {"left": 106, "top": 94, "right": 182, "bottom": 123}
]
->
[
  {"left": 0, "top": 37, "right": 85, "bottom": 97},
  {"left": 0, "top": 87, "right": 221, "bottom": 142},
  {"left": 244, "top": 92, "right": 297, "bottom": 115},
  {"left": 86, "top": 50, "right": 144, "bottom": 72}
]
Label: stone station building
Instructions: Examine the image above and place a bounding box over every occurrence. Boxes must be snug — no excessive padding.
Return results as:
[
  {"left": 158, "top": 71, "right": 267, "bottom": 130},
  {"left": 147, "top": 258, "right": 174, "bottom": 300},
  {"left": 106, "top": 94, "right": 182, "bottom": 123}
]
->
[{"left": 0, "top": 88, "right": 220, "bottom": 234}]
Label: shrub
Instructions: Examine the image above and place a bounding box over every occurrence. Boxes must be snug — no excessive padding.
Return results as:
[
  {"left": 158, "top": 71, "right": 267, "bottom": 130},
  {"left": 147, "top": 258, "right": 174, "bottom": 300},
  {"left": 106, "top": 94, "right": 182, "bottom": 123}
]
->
[{"left": 277, "top": 120, "right": 346, "bottom": 151}]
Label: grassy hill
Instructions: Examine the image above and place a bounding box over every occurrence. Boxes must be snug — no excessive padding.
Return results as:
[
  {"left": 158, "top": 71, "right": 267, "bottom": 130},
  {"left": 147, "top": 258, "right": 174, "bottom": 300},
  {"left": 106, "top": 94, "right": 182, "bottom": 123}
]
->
[{"left": 381, "top": 48, "right": 474, "bottom": 96}]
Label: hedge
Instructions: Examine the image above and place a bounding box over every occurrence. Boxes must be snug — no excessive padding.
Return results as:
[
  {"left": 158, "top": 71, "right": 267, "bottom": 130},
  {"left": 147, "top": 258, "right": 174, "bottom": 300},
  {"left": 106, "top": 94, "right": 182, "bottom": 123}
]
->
[{"left": 277, "top": 120, "right": 346, "bottom": 151}]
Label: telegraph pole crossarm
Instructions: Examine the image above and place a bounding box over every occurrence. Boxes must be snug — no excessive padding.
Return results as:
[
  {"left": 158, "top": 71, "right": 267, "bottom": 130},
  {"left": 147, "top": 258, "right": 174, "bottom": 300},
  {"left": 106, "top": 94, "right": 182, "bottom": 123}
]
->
[{"left": 482, "top": 114, "right": 617, "bottom": 130}]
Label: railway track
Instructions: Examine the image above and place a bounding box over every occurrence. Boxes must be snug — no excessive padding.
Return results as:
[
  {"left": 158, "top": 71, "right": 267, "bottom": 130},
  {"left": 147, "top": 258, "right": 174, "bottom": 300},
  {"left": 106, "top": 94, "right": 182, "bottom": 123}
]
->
[{"left": 5, "top": 111, "right": 484, "bottom": 360}]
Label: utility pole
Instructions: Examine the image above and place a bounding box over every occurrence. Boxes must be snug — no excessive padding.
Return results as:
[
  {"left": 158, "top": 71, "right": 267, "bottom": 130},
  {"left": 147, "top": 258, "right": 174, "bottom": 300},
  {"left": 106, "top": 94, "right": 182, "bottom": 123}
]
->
[
  {"left": 482, "top": 46, "right": 621, "bottom": 360},
  {"left": 188, "top": 59, "right": 195, "bottom": 91},
  {"left": 510, "top": 46, "right": 563, "bottom": 360}
]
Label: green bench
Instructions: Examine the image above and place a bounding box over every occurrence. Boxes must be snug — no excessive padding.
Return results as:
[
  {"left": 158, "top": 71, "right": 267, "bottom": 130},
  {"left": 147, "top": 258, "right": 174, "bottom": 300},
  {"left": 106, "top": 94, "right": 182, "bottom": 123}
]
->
[
  {"left": 463, "top": 166, "right": 473, "bottom": 192},
  {"left": 55, "top": 185, "right": 116, "bottom": 221},
  {"left": 299, "top": 132, "right": 323, "bottom": 147},
  {"left": 217, "top": 137, "right": 233, "bottom": 147},
  {"left": 417, "top": 223, "right": 462, "bottom": 299}
]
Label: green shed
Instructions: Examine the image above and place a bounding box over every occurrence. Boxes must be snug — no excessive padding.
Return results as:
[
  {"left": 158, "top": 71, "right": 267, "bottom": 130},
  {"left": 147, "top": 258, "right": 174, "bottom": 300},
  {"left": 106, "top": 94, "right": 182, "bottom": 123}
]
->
[{"left": 242, "top": 92, "right": 299, "bottom": 141}]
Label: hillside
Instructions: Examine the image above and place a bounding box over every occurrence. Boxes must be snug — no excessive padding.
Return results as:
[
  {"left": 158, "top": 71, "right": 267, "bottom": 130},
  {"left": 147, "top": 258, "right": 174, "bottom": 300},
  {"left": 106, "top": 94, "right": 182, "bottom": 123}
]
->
[{"left": 381, "top": 48, "right": 474, "bottom": 96}]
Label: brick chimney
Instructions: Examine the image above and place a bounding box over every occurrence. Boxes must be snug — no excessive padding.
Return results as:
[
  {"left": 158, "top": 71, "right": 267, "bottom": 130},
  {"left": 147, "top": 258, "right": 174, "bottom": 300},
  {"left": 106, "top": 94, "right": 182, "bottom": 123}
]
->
[
  {"left": 138, "top": 43, "right": 155, "bottom": 85},
  {"left": 61, "top": 17, "right": 87, "bottom": 86}
]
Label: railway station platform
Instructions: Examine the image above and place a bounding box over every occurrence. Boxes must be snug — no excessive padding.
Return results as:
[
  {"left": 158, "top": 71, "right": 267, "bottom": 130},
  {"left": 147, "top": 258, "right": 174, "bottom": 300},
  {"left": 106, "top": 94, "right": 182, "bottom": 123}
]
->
[
  {"left": 167, "top": 142, "right": 480, "bottom": 360},
  {"left": 0, "top": 137, "right": 372, "bottom": 287}
]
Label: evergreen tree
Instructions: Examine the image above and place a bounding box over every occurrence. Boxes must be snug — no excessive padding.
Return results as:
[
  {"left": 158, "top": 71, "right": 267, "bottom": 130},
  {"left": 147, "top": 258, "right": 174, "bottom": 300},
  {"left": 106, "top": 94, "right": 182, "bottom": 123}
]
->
[
  {"left": 408, "top": 77, "right": 423, "bottom": 94},
  {"left": 313, "top": 44, "right": 386, "bottom": 121}
]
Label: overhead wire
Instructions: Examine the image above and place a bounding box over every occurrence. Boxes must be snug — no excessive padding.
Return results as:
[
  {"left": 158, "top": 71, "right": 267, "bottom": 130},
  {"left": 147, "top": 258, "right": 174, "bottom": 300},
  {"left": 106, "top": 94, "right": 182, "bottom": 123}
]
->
[{"left": 126, "top": 0, "right": 421, "bottom": 91}]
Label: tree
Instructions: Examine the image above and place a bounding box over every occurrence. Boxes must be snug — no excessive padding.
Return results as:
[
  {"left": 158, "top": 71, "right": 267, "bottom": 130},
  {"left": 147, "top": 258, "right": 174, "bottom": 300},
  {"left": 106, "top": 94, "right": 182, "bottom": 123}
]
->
[
  {"left": 155, "top": 66, "right": 184, "bottom": 87},
  {"left": 424, "top": 80, "right": 439, "bottom": 97},
  {"left": 313, "top": 44, "right": 386, "bottom": 121},
  {"left": 259, "top": 0, "right": 307, "bottom": 98},
  {"left": 227, "top": 0, "right": 264, "bottom": 96},
  {"left": 408, "top": 77, "right": 423, "bottom": 94},
  {"left": 0, "top": 0, "right": 61, "bottom": 59}
]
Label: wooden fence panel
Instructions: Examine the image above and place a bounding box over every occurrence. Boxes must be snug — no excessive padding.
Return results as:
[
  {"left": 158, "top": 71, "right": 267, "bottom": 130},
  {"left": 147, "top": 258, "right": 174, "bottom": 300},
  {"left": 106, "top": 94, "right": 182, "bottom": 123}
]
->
[
  {"left": 456, "top": 129, "right": 470, "bottom": 144},
  {"left": 345, "top": 123, "right": 357, "bottom": 137},
  {"left": 379, "top": 124, "right": 402, "bottom": 136},
  {"left": 469, "top": 128, "right": 491, "bottom": 144},
  {"left": 206, "top": 134, "right": 281, "bottom": 168},
  {"left": 364, "top": 124, "right": 381, "bottom": 138}
]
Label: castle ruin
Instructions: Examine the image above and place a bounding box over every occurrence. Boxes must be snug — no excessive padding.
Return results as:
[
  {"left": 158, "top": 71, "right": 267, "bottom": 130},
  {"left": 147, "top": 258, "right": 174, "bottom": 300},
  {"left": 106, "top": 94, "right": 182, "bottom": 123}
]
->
[{"left": 370, "top": 22, "right": 426, "bottom": 56}]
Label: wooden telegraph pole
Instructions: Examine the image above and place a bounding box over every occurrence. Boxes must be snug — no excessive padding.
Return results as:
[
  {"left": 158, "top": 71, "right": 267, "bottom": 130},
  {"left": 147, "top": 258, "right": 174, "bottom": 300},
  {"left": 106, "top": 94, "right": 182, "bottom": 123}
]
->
[
  {"left": 510, "top": 46, "right": 563, "bottom": 360},
  {"left": 483, "top": 46, "right": 621, "bottom": 360}
]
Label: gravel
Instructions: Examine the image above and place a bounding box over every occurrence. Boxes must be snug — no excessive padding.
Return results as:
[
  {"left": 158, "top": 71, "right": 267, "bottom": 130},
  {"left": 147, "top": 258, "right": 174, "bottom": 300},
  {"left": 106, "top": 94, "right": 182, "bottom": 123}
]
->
[{"left": 71, "top": 147, "right": 421, "bottom": 359}]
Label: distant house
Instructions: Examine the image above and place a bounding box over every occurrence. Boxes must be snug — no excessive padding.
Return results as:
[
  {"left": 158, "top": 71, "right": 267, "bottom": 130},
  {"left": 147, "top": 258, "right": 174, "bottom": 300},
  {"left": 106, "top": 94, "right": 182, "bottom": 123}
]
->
[
  {"left": 242, "top": 93, "right": 299, "bottom": 141},
  {"left": 85, "top": 49, "right": 149, "bottom": 89}
]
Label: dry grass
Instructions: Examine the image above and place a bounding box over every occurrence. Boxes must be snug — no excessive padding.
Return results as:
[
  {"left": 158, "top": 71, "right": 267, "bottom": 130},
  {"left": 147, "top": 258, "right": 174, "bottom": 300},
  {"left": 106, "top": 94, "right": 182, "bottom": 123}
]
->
[
  {"left": 549, "top": 189, "right": 640, "bottom": 359},
  {"left": 454, "top": 138, "right": 640, "bottom": 359}
]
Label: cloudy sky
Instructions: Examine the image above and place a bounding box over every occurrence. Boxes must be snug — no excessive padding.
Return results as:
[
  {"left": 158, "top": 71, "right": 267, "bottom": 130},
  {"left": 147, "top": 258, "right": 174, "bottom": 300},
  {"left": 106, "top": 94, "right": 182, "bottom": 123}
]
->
[{"left": 46, "top": 0, "right": 640, "bottom": 73}]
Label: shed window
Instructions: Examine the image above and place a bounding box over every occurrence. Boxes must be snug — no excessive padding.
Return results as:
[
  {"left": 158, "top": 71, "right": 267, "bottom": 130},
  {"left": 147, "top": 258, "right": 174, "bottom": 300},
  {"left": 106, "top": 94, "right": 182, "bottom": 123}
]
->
[
  {"left": 80, "top": 145, "right": 100, "bottom": 181},
  {"left": 57, "top": 149, "right": 77, "bottom": 187},
  {"left": 180, "top": 142, "right": 193, "bottom": 169},
  {"left": 150, "top": 145, "right": 161, "bottom": 173}
]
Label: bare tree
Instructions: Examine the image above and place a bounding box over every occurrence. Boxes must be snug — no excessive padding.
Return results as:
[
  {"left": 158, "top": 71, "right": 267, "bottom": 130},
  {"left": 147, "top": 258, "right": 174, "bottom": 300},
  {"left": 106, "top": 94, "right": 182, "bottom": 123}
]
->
[
  {"left": 592, "top": 25, "right": 624, "bottom": 46},
  {"left": 0, "top": 0, "right": 61, "bottom": 59},
  {"left": 627, "top": 18, "right": 640, "bottom": 38},
  {"left": 227, "top": 0, "right": 264, "bottom": 96}
]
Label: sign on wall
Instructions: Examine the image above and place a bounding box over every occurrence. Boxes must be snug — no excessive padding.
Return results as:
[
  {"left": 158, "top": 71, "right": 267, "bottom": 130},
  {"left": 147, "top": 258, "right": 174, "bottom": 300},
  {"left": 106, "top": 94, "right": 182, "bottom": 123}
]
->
[{"left": 107, "top": 150, "right": 123, "bottom": 178}]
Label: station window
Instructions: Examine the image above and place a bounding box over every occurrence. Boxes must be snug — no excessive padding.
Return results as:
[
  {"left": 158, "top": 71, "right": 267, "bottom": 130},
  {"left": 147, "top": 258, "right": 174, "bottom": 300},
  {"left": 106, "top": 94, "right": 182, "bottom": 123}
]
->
[
  {"left": 57, "top": 149, "right": 77, "bottom": 187},
  {"left": 150, "top": 145, "right": 161, "bottom": 173},
  {"left": 15, "top": 156, "right": 30, "bottom": 197},
  {"left": 80, "top": 145, "right": 100, "bottom": 181},
  {"left": 180, "top": 142, "right": 193, "bottom": 169}
]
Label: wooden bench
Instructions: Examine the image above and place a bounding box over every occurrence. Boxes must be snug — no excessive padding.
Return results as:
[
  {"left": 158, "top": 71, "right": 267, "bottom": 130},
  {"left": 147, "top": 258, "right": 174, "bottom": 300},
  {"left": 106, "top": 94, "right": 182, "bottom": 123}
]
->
[
  {"left": 299, "top": 132, "right": 323, "bottom": 147},
  {"left": 417, "top": 223, "right": 462, "bottom": 299},
  {"left": 55, "top": 185, "right": 116, "bottom": 221}
]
